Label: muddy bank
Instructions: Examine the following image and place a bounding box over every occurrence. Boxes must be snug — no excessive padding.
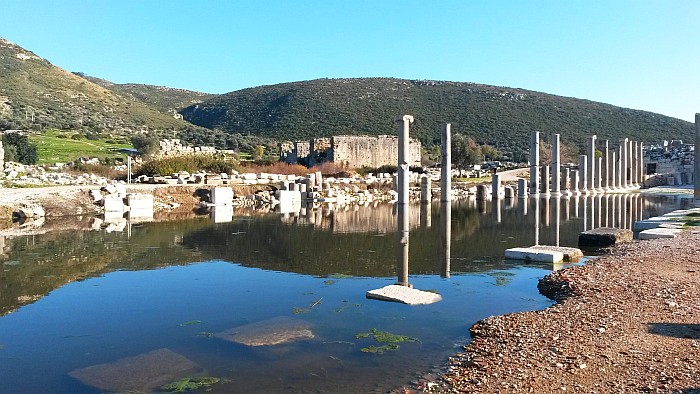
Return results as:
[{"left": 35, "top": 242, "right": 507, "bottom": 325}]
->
[{"left": 438, "top": 231, "right": 700, "bottom": 393}]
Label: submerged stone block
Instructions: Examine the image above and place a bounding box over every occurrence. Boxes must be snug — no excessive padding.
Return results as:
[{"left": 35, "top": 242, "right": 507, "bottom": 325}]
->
[
  {"left": 529, "top": 245, "right": 583, "bottom": 261},
  {"left": 69, "top": 348, "right": 201, "bottom": 392},
  {"left": 215, "top": 316, "right": 314, "bottom": 346}
]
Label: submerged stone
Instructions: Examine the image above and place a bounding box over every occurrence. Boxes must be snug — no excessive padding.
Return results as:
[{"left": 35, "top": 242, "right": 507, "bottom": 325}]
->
[
  {"left": 215, "top": 316, "right": 314, "bottom": 346},
  {"left": 529, "top": 245, "right": 583, "bottom": 262},
  {"left": 68, "top": 348, "right": 201, "bottom": 392}
]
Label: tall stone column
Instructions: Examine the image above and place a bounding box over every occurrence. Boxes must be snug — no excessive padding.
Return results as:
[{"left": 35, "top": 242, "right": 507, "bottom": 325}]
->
[
  {"left": 587, "top": 135, "right": 597, "bottom": 192},
  {"left": 596, "top": 157, "right": 603, "bottom": 191},
  {"left": 639, "top": 142, "right": 645, "bottom": 187},
  {"left": 628, "top": 139, "right": 636, "bottom": 188},
  {"left": 396, "top": 115, "right": 414, "bottom": 205},
  {"left": 530, "top": 131, "right": 540, "bottom": 196},
  {"left": 571, "top": 170, "right": 580, "bottom": 195},
  {"left": 602, "top": 140, "right": 610, "bottom": 192},
  {"left": 620, "top": 139, "right": 628, "bottom": 189},
  {"left": 609, "top": 151, "right": 617, "bottom": 191},
  {"left": 540, "top": 165, "right": 550, "bottom": 196},
  {"left": 579, "top": 155, "right": 588, "bottom": 194},
  {"left": 517, "top": 178, "right": 527, "bottom": 198},
  {"left": 551, "top": 133, "right": 561, "bottom": 196},
  {"left": 441, "top": 123, "right": 451, "bottom": 202},
  {"left": 630, "top": 141, "right": 638, "bottom": 187},
  {"left": 420, "top": 175, "right": 431, "bottom": 203},
  {"left": 562, "top": 167, "right": 570, "bottom": 195},
  {"left": 695, "top": 114, "right": 700, "bottom": 203}
]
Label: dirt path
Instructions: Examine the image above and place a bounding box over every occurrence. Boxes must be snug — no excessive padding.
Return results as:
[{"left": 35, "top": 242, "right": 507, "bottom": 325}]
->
[{"left": 438, "top": 230, "right": 700, "bottom": 393}]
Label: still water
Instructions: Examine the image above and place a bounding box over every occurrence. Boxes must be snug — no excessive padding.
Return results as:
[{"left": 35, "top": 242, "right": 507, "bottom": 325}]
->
[{"left": 0, "top": 193, "right": 690, "bottom": 393}]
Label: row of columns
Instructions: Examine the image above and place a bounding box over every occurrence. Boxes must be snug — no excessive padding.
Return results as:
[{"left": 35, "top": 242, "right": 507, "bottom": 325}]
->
[{"left": 529, "top": 132, "right": 645, "bottom": 197}]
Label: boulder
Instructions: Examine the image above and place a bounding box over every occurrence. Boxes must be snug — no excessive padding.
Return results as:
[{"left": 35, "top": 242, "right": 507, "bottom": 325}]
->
[
  {"left": 215, "top": 316, "right": 314, "bottom": 346},
  {"left": 579, "top": 227, "right": 633, "bottom": 247},
  {"left": 366, "top": 284, "right": 442, "bottom": 305}
]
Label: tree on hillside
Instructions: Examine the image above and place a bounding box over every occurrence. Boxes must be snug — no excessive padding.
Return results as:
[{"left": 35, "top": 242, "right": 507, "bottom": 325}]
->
[
  {"left": 131, "top": 134, "right": 160, "bottom": 156},
  {"left": 252, "top": 145, "right": 265, "bottom": 161},
  {"left": 451, "top": 134, "right": 480, "bottom": 176},
  {"left": 2, "top": 132, "right": 37, "bottom": 164}
]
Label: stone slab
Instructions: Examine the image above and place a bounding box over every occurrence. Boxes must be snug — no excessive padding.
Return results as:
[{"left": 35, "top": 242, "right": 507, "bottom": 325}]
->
[
  {"left": 504, "top": 247, "right": 564, "bottom": 263},
  {"left": 579, "top": 227, "right": 633, "bottom": 247},
  {"left": 215, "top": 316, "right": 314, "bottom": 346},
  {"left": 529, "top": 245, "right": 583, "bottom": 261},
  {"left": 69, "top": 348, "right": 201, "bottom": 392},
  {"left": 639, "top": 228, "right": 682, "bottom": 240},
  {"left": 366, "top": 284, "right": 442, "bottom": 305},
  {"left": 633, "top": 217, "right": 676, "bottom": 232}
]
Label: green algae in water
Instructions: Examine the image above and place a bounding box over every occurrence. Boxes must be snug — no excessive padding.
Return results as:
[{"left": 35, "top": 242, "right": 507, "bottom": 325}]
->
[
  {"left": 292, "top": 307, "right": 310, "bottom": 314},
  {"left": 178, "top": 320, "right": 202, "bottom": 327},
  {"left": 161, "top": 376, "right": 223, "bottom": 393},
  {"left": 196, "top": 332, "right": 214, "bottom": 338},
  {"left": 323, "top": 279, "right": 336, "bottom": 285},
  {"left": 360, "top": 344, "right": 400, "bottom": 354},
  {"left": 354, "top": 328, "right": 420, "bottom": 354}
]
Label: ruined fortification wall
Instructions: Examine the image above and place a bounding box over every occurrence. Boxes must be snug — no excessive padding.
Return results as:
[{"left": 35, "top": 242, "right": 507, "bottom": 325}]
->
[{"left": 330, "top": 135, "right": 421, "bottom": 168}]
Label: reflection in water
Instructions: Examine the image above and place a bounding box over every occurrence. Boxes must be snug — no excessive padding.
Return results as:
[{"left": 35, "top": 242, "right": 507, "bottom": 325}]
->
[
  {"left": 0, "top": 193, "right": 692, "bottom": 393},
  {"left": 440, "top": 202, "right": 451, "bottom": 278}
]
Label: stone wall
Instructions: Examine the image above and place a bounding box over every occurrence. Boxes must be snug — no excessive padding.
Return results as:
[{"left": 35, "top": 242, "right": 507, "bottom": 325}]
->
[
  {"left": 330, "top": 135, "right": 421, "bottom": 168},
  {"left": 280, "top": 135, "right": 422, "bottom": 168},
  {"left": 644, "top": 141, "right": 695, "bottom": 186},
  {"left": 154, "top": 139, "right": 231, "bottom": 158}
]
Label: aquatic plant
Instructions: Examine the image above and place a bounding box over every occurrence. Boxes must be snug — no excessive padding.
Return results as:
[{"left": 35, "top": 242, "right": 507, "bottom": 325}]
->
[
  {"left": 327, "top": 273, "right": 353, "bottom": 279},
  {"left": 178, "top": 320, "right": 202, "bottom": 327},
  {"left": 355, "top": 328, "right": 420, "bottom": 354},
  {"left": 360, "top": 344, "right": 399, "bottom": 354},
  {"left": 161, "top": 376, "right": 223, "bottom": 392}
]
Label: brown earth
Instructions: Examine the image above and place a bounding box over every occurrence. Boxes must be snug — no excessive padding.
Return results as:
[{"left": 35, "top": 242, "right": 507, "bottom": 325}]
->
[{"left": 436, "top": 230, "right": 700, "bottom": 393}]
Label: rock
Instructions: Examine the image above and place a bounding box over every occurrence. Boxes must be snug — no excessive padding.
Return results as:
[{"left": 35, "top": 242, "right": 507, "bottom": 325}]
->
[
  {"left": 638, "top": 228, "right": 682, "bottom": 240},
  {"left": 215, "top": 316, "right": 314, "bottom": 346},
  {"left": 529, "top": 245, "right": 583, "bottom": 261},
  {"left": 68, "top": 348, "right": 201, "bottom": 392},
  {"left": 504, "top": 247, "right": 564, "bottom": 263},
  {"left": 578, "top": 227, "right": 633, "bottom": 247},
  {"left": 89, "top": 189, "right": 103, "bottom": 203}
]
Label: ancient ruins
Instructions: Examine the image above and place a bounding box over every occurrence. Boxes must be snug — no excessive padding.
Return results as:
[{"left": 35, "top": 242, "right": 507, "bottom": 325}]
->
[{"left": 280, "top": 135, "right": 421, "bottom": 168}]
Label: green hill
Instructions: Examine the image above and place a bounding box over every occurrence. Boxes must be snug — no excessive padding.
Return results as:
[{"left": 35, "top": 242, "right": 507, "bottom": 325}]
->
[
  {"left": 0, "top": 37, "right": 202, "bottom": 134},
  {"left": 77, "top": 74, "right": 216, "bottom": 114},
  {"left": 180, "top": 78, "right": 693, "bottom": 159}
]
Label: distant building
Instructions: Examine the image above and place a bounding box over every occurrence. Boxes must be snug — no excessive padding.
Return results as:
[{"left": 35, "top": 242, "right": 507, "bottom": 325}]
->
[{"left": 280, "top": 135, "right": 422, "bottom": 168}]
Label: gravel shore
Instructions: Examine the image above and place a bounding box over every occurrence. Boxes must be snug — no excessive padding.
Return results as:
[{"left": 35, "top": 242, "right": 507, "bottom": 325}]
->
[{"left": 439, "top": 230, "right": 700, "bottom": 393}]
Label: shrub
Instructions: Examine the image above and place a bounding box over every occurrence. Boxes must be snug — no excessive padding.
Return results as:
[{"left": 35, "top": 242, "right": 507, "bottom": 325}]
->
[
  {"left": 137, "top": 155, "right": 238, "bottom": 176},
  {"left": 2, "top": 133, "right": 38, "bottom": 164}
]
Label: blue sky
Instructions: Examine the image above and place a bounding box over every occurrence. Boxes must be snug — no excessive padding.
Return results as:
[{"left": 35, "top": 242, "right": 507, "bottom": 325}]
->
[{"left": 2, "top": 0, "right": 698, "bottom": 121}]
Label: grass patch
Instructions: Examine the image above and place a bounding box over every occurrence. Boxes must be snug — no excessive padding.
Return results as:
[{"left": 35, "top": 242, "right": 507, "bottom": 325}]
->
[
  {"left": 161, "top": 376, "right": 226, "bottom": 393},
  {"left": 29, "top": 129, "right": 130, "bottom": 165}
]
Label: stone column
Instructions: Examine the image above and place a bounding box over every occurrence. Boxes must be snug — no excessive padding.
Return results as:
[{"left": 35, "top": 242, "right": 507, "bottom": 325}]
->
[
  {"left": 596, "top": 157, "right": 603, "bottom": 192},
  {"left": 631, "top": 140, "right": 638, "bottom": 187},
  {"left": 551, "top": 133, "right": 561, "bottom": 196},
  {"left": 696, "top": 114, "right": 700, "bottom": 203},
  {"left": 0, "top": 141, "right": 4, "bottom": 170},
  {"left": 618, "top": 143, "right": 625, "bottom": 190},
  {"left": 441, "top": 123, "right": 451, "bottom": 203},
  {"left": 517, "top": 178, "right": 527, "bottom": 198},
  {"left": 396, "top": 115, "right": 414, "bottom": 205},
  {"left": 602, "top": 140, "right": 610, "bottom": 192},
  {"left": 562, "top": 167, "right": 570, "bottom": 195},
  {"left": 609, "top": 151, "right": 617, "bottom": 191},
  {"left": 530, "top": 131, "right": 540, "bottom": 196},
  {"left": 540, "top": 165, "right": 550, "bottom": 196},
  {"left": 579, "top": 155, "right": 588, "bottom": 194},
  {"left": 492, "top": 174, "right": 501, "bottom": 200},
  {"left": 639, "top": 142, "right": 645, "bottom": 187},
  {"left": 420, "top": 175, "right": 431, "bottom": 203},
  {"left": 587, "top": 135, "right": 597, "bottom": 192},
  {"left": 571, "top": 169, "right": 580, "bottom": 195}
]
